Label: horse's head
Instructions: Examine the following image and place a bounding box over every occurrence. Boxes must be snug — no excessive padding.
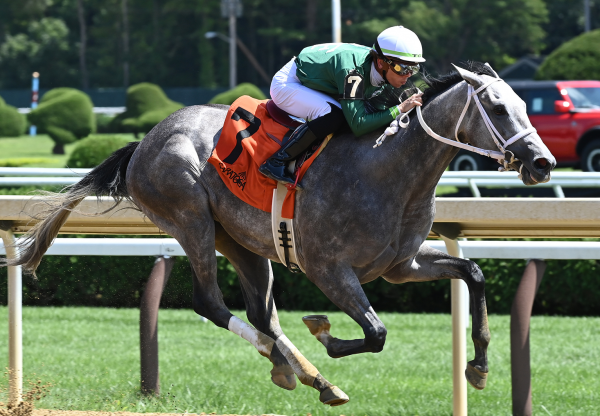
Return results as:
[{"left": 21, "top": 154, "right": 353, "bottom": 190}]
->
[{"left": 452, "top": 64, "right": 556, "bottom": 185}]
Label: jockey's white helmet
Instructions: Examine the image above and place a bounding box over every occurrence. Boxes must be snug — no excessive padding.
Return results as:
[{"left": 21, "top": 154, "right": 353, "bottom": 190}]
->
[{"left": 374, "top": 26, "right": 425, "bottom": 63}]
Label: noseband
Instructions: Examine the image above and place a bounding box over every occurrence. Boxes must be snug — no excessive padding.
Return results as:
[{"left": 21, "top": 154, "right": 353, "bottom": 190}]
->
[{"left": 374, "top": 78, "right": 537, "bottom": 172}]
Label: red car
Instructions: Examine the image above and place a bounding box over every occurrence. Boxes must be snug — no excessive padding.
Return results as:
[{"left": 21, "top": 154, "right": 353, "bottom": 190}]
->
[{"left": 450, "top": 80, "right": 600, "bottom": 172}]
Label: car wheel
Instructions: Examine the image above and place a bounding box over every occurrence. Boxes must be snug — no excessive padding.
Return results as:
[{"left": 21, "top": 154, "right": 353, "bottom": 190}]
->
[
  {"left": 581, "top": 139, "right": 600, "bottom": 172},
  {"left": 450, "top": 152, "right": 484, "bottom": 171}
]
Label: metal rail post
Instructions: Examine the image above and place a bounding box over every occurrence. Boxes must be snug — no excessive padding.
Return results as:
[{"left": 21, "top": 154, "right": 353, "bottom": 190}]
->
[
  {"left": 511, "top": 259, "right": 545, "bottom": 416},
  {"left": 0, "top": 224, "right": 23, "bottom": 404},
  {"left": 441, "top": 236, "right": 468, "bottom": 416},
  {"left": 140, "top": 256, "right": 174, "bottom": 395}
]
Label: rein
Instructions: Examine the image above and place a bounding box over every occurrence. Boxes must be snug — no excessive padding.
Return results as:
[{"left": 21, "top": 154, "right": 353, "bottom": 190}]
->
[{"left": 374, "top": 78, "right": 537, "bottom": 173}]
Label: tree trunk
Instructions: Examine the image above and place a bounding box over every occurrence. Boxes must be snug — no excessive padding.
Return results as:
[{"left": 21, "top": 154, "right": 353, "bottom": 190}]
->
[
  {"left": 77, "top": 0, "right": 89, "bottom": 90},
  {"left": 122, "top": 0, "right": 130, "bottom": 88},
  {"left": 52, "top": 143, "right": 65, "bottom": 155}
]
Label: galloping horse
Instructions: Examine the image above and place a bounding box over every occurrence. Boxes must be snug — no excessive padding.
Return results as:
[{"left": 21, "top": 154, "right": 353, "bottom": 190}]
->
[{"left": 6, "top": 62, "right": 555, "bottom": 406}]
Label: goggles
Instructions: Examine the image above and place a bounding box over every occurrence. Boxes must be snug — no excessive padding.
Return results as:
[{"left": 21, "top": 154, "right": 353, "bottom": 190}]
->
[{"left": 384, "top": 57, "right": 420, "bottom": 76}]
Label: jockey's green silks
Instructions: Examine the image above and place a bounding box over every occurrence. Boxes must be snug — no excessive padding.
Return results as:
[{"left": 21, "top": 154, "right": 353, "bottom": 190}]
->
[{"left": 294, "top": 43, "right": 401, "bottom": 137}]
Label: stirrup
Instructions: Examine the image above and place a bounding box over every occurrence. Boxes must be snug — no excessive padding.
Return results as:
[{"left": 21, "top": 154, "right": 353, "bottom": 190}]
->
[{"left": 258, "top": 162, "right": 303, "bottom": 190}]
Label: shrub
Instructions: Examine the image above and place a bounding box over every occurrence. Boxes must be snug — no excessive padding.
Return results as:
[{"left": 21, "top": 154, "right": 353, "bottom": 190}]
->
[
  {"left": 96, "top": 113, "right": 118, "bottom": 134},
  {"left": 66, "top": 135, "right": 133, "bottom": 168},
  {"left": 0, "top": 157, "right": 54, "bottom": 167},
  {"left": 27, "top": 88, "right": 95, "bottom": 154},
  {"left": 0, "top": 253, "right": 598, "bottom": 316},
  {"left": 0, "top": 96, "right": 26, "bottom": 137},
  {"left": 535, "top": 29, "right": 600, "bottom": 80},
  {"left": 208, "top": 83, "right": 267, "bottom": 105},
  {"left": 111, "top": 83, "right": 183, "bottom": 135}
]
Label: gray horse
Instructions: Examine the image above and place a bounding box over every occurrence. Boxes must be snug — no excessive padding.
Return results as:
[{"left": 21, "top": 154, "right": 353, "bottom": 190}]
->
[{"left": 7, "top": 62, "right": 555, "bottom": 406}]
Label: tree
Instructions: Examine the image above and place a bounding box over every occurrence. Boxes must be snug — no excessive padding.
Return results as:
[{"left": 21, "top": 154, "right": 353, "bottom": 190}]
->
[
  {"left": 77, "top": 0, "right": 89, "bottom": 89},
  {"left": 535, "top": 29, "right": 600, "bottom": 80},
  {"left": 542, "top": 0, "right": 600, "bottom": 55},
  {"left": 0, "top": 18, "right": 76, "bottom": 89},
  {"left": 398, "top": 0, "right": 548, "bottom": 74}
]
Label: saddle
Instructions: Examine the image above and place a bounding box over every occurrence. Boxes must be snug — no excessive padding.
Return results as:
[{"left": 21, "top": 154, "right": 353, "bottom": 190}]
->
[
  {"left": 208, "top": 96, "right": 333, "bottom": 273},
  {"left": 265, "top": 99, "right": 303, "bottom": 130}
]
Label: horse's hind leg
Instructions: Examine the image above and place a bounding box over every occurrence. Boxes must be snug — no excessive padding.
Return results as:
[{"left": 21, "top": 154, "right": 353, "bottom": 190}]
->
[
  {"left": 214, "top": 223, "right": 295, "bottom": 391},
  {"left": 382, "top": 243, "right": 491, "bottom": 390},
  {"left": 214, "top": 224, "right": 349, "bottom": 406}
]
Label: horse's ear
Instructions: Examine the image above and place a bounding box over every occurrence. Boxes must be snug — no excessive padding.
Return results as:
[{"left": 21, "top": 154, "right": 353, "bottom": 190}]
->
[
  {"left": 451, "top": 63, "right": 481, "bottom": 86},
  {"left": 484, "top": 62, "right": 500, "bottom": 78}
]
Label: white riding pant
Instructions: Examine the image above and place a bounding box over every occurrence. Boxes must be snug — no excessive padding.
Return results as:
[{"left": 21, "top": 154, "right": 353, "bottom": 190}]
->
[{"left": 270, "top": 58, "right": 341, "bottom": 121}]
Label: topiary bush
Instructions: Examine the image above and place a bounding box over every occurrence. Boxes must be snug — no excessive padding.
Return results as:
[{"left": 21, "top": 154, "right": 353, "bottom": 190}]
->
[
  {"left": 535, "top": 29, "right": 600, "bottom": 80},
  {"left": 0, "top": 96, "right": 27, "bottom": 137},
  {"left": 96, "top": 113, "right": 118, "bottom": 134},
  {"left": 27, "top": 88, "right": 96, "bottom": 154},
  {"left": 208, "top": 82, "right": 267, "bottom": 105},
  {"left": 66, "top": 135, "right": 133, "bottom": 168},
  {"left": 111, "top": 83, "right": 183, "bottom": 136}
]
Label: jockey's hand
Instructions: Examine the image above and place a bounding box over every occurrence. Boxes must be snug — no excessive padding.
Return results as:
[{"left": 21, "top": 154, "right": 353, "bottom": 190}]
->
[{"left": 399, "top": 93, "right": 423, "bottom": 113}]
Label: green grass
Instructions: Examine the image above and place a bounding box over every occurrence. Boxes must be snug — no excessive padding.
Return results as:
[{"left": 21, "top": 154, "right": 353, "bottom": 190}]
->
[
  {"left": 0, "top": 308, "right": 598, "bottom": 415},
  {"left": 0, "top": 134, "right": 137, "bottom": 168}
]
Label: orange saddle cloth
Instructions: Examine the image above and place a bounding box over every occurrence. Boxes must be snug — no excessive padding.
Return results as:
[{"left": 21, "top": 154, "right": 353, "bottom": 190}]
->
[{"left": 208, "top": 95, "right": 329, "bottom": 219}]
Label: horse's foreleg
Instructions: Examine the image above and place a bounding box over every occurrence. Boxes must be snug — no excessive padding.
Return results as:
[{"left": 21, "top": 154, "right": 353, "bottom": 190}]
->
[
  {"left": 303, "top": 264, "right": 388, "bottom": 358},
  {"left": 382, "top": 243, "right": 490, "bottom": 390}
]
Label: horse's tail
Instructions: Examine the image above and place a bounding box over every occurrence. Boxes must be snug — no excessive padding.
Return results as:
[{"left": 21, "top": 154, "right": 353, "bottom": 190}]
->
[{"left": 4, "top": 141, "right": 140, "bottom": 275}]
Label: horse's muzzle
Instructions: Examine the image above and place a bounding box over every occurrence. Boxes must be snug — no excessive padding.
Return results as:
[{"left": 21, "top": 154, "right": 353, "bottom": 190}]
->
[{"left": 521, "top": 156, "right": 555, "bottom": 185}]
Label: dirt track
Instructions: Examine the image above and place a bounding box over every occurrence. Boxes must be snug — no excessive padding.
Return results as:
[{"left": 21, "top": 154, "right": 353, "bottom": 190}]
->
[{"left": 32, "top": 411, "right": 289, "bottom": 416}]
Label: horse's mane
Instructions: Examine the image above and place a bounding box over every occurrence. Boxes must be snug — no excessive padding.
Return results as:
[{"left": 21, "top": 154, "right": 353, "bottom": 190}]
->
[{"left": 417, "top": 61, "right": 498, "bottom": 106}]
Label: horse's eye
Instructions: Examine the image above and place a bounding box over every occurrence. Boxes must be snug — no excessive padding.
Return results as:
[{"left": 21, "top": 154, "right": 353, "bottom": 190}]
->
[{"left": 493, "top": 106, "right": 506, "bottom": 115}]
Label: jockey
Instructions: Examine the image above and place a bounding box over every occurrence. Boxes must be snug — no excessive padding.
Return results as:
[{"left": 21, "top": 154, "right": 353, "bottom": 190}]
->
[{"left": 259, "top": 25, "right": 425, "bottom": 186}]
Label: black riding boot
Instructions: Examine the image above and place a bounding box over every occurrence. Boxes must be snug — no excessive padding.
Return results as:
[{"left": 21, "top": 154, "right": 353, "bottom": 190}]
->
[
  {"left": 258, "top": 123, "right": 318, "bottom": 187},
  {"left": 259, "top": 103, "right": 345, "bottom": 188}
]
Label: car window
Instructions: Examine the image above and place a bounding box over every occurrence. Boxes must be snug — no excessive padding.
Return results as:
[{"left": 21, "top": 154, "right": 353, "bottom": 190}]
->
[
  {"left": 524, "top": 88, "right": 562, "bottom": 115},
  {"left": 565, "top": 87, "right": 600, "bottom": 109}
]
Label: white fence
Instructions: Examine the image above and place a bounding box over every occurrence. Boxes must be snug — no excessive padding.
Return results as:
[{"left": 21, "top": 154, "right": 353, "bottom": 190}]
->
[
  {"left": 3, "top": 238, "right": 600, "bottom": 260},
  {"left": 2, "top": 168, "right": 600, "bottom": 197}
]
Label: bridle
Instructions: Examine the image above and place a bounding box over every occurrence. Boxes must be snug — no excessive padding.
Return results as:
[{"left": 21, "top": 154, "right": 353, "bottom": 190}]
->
[{"left": 374, "top": 77, "right": 537, "bottom": 173}]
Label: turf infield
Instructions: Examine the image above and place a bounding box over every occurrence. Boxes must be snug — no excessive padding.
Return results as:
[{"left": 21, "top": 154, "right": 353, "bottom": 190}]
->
[{"left": 0, "top": 307, "right": 598, "bottom": 416}]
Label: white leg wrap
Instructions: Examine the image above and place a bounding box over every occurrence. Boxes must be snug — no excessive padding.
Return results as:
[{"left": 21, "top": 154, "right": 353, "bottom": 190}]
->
[
  {"left": 228, "top": 316, "right": 274, "bottom": 357},
  {"left": 275, "top": 334, "right": 319, "bottom": 386}
]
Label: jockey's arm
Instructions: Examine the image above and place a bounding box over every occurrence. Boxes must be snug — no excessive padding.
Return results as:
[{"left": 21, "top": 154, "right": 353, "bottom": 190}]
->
[{"left": 340, "top": 99, "right": 397, "bottom": 138}]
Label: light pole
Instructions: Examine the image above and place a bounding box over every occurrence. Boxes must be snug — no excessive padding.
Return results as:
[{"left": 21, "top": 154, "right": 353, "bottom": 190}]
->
[
  {"left": 332, "top": 0, "right": 341, "bottom": 43},
  {"left": 220, "top": 0, "right": 242, "bottom": 89},
  {"left": 205, "top": 32, "right": 270, "bottom": 85}
]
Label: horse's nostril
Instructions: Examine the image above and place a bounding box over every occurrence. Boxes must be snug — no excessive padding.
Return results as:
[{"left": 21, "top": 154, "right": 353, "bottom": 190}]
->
[{"left": 534, "top": 158, "right": 548, "bottom": 170}]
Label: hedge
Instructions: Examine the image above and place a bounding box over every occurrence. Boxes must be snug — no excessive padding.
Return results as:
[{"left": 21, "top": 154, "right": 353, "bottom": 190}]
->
[
  {"left": 0, "top": 246, "right": 597, "bottom": 316},
  {"left": 208, "top": 83, "right": 267, "bottom": 105},
  {"left": 535, "top": 29, "right": 600, "bottom": 80},
  {"left": 27, "top": 88, "right": 96, "bottom": 154},
  {"left": 66, "top": 135, "right": 134, "bottom": 168},
  {"left": 111, "top": 83, "right": 183, "bottom": 135},
  {"left": 0, "top": 96, "right": 26, "bottom": 137}
]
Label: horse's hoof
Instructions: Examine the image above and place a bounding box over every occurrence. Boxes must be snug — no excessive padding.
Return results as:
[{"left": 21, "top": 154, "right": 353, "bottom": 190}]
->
[
  {"left": 319, "top": 385, "right": 349, "bottom": 406},
  {"left": 270, "top": 365, "right": 296, "bottom": 391},
  {"left": 465, "top": 362, "right": 488, "bottom": 390},
  {"left": 302, "top": 315, "right": 331, "bottom": 336}
]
